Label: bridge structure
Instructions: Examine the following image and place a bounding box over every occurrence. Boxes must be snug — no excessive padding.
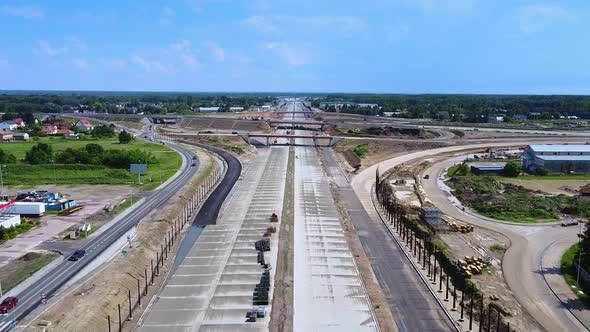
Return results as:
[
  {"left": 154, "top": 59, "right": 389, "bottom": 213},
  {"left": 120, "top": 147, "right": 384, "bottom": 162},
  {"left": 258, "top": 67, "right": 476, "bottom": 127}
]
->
[
  {"left": 243, "top": 133, "right": 335, "bottom": 146},
  {"left": 267, "top": 120, "right": 325, "bottom": 129}
]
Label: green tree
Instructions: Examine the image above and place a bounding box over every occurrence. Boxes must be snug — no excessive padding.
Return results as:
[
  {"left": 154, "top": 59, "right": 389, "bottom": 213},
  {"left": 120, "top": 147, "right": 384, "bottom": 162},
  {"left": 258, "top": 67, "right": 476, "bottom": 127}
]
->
[
  {"left": 25, "top": 143, "right": 53, "bottom": 164},
  {"left": 0, "top": 149, "right": 17, "bottom": 164},
  {"left": 533, "top": 167, "right": 549, "bottom": 176},
  {"left": 118, "top": 130, "right": 133, "bottom": 144},
  {"left": 503, "top": 161, "right": 521, "bottom": 177},
  {"left": 91, "top": 124, "right": 116, "bottom": 138},
  {"left": 455, "top": 163, "right": 470, "bottom": 176}
]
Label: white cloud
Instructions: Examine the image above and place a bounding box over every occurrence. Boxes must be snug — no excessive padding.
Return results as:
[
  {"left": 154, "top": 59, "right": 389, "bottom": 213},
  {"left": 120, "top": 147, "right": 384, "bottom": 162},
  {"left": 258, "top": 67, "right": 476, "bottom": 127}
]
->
[
  {"left": 72, "top": 58, "right": 89, "bottom": 71},
  {"left": 64, "top": 36, "right": 88, "bottom": 53},
  {"left": 131, "top": 55, "right": 171, "bottom": 73},
  {"left": 168, "top": 40, "right": 199, "bottom": 67},
  {"left": 515, "top": 4, "right": 572, "bottom": 34},
  {"left": 266, "top": 42, "right": 311, "bottom": 68},
  {"left": 242, "top": 15, "right": 278, "bottom": 33},
  {"left": 0, "top": 5, "right": 45, "bottom": 19},
  {"left": 205, "top": 42, "right": 225, "bottom": 62},
  {"left": 35, "top": 41, "right": 68, "bottom": 57}
]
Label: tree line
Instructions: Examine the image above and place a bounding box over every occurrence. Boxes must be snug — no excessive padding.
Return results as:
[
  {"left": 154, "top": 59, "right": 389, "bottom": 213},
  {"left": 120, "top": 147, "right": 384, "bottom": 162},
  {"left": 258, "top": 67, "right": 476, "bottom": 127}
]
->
[
  {"left": 311, "top": 94, "right": 590, "bottom": 121},
  {"left": 0, "top": 141, "right": 156, "bottom": 169}
]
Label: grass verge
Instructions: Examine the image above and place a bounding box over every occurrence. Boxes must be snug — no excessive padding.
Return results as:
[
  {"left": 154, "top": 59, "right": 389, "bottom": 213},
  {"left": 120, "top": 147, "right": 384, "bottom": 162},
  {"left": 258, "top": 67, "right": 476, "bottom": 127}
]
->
[
  {"left": 0, "top": 252, "right": 59, "bottom": 293},
  {"left": 561, "top": 243, "right": 590, "bottom": 308}
]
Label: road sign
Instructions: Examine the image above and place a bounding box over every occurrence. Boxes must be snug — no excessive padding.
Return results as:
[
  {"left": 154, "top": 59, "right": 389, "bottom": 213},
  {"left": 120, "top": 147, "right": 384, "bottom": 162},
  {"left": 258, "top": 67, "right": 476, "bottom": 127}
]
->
[{"left": 130, "top": 164, "right": 147, "bottom": 174}]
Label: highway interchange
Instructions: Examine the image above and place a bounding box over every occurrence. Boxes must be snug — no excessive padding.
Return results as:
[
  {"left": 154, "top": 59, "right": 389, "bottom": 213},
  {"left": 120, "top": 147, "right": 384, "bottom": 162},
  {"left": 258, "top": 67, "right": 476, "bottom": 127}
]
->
[{"left": 2, "top": 101, "right": 590, "bottom": 331}]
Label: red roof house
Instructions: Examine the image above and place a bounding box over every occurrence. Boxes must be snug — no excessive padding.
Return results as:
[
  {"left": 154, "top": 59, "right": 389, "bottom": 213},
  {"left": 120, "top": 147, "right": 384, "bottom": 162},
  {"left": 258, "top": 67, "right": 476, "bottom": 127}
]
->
[
  {"left": 55, "top": 129, "right": 75, "bottom": 136},
  {"left": 12, "top": 118, "right": 26, "bottom": 127}
]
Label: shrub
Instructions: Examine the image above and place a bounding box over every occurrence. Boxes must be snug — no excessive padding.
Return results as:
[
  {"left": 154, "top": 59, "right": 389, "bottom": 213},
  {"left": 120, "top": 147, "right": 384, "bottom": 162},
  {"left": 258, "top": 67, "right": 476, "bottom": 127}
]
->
[
  {"left": 534, "top": 167, "right": 549, "bottom": 176},
  {"left": 502, "top": 161, "right": 521, "bottom": 177},
  {"left": 353, "top": 144, "right": 369, "bottom": 158}
]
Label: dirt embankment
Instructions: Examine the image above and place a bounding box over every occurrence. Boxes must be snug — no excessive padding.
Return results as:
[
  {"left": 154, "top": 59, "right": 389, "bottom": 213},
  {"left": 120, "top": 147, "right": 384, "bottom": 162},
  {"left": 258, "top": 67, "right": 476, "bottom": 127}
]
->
[
  {"left": 333, "top": 138, "right": 450, "bottom": 170},
  {"left": 27, "top": 148, "right": 219, "bottom": 332}
]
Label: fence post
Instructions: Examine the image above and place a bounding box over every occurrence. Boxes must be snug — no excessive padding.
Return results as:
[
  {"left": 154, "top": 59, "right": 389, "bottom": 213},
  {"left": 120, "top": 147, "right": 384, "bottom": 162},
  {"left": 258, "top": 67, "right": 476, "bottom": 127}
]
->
[
  {"left": 128, "top": 289, "right": 132, "bottom": 320},
  {"left": 108, "top": 315, "right": 111, "bottom": 332},
  {"left": 137, "top": 279, "right": 141, "bottom": 307},
  {"left": 118, "top": 304, "right": 122, "bottom": 332}
]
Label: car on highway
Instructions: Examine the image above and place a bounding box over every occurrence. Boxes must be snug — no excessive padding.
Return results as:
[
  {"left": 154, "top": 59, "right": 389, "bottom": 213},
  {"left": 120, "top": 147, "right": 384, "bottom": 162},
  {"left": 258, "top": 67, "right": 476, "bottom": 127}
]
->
[
  {"left": 423, "top": 174, "right": 430, "bottom": 179},
  {"left": 232, "top": 131, "right": 238, "bottom": 134},
  {"left": 0, "top": 297, "right": 18, "bottom": 314},
  {"left": 69, "top": 249, "right": 86, "bottom": 261},
  {"left": 191, "top": 163, "right": 196, "bottom": 167},
  {"left": 561, "top": 220, "right": 579, "bottom": 227}
]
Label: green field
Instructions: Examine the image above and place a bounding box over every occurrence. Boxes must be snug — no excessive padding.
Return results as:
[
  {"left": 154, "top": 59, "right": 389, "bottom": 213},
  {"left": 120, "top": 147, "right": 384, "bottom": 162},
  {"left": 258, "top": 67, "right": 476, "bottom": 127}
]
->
[
  {"left": 0, "top": 137, "right": 181, "bottom": 190},
  {"left": 0, "top": 252, "right": 59, "bottom": 293},
  {"left": 561, "top": 244, "right": 590, "bottom": 307},
  {"left": 447, "top": 163, "right": 590, "bottom": 180},
  {"left": 446, "top": 176, "right": 590, "bottom": 223}
]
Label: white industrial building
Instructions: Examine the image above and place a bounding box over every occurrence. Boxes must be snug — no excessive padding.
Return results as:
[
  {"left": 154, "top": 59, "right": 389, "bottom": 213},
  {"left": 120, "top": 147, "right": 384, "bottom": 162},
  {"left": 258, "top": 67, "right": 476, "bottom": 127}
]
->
[
  {"left": 523, "top": 144, "right": 590, "bottom": 173},
  {"left": 0, "top": 214, "right": 21, "bottom": 229}
]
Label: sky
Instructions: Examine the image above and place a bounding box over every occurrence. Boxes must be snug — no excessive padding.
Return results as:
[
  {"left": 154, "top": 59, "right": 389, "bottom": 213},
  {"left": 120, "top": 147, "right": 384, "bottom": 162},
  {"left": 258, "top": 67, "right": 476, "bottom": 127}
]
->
[{"left": 0, "top": 0, "right": 589, "bottom": 94}]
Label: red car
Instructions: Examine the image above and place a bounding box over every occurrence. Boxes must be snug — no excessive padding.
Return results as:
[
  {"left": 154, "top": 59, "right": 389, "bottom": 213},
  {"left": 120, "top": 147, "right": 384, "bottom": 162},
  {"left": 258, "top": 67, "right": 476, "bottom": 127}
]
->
[{"left": 0, "top": 297, "right": 18, "bottom": 314}]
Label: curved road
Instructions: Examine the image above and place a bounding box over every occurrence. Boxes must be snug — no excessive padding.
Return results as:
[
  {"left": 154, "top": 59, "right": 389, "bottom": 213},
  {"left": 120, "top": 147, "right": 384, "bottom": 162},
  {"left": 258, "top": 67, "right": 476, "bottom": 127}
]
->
[
  {"left": 0, "top": 142, "right": 199, "bottom": 330},
  {"left": 351, "top": 141, "right": 588, "bottom": 332},
  {"left": 171, "top": 140, "right": 242, "bottom": 272}
]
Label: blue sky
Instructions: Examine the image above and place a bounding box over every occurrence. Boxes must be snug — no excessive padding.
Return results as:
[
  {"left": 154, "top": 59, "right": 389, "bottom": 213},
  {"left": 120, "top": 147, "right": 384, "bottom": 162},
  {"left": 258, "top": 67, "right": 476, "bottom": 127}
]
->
[{"left": 0, "top": 0, "right": 588, "bottom": 93}]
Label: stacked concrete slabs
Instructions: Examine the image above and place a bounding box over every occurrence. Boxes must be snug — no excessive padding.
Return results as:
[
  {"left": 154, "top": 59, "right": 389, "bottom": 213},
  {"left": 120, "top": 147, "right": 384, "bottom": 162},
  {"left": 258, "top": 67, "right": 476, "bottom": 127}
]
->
[{"left": 140, "top": 147, "right": 288, "bottom": 331}]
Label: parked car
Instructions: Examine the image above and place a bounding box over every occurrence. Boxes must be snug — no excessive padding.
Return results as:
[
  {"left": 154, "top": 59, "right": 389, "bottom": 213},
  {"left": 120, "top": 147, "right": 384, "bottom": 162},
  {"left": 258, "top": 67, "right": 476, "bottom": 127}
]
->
[
  {"left": 561, "top": 221, "right": 579, "bottom": 227},
  {"left": 423, "top": 174, "right": 430, "bottom": 179},
  {"left": 232, "top": 131, "right": 238, "bottom": 134},
  {"left": 69, "top": 249, "right": 86, "bottom": 261},
  {"left": 0, "top": 297, "right": 18, "bottom": 314}
]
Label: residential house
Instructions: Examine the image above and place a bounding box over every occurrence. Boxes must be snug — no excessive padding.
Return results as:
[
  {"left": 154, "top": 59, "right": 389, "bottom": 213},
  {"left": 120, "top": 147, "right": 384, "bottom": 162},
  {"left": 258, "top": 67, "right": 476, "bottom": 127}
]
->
[
  {"left": 75, "top": 119, "right": 93, "bottom": 131},
  {"left": 55, "top": 129, "right": 75, "bottom": 136},
  {"left": 0, "top": 121, "right": 18, "bottom": 131},
  {"left": 52, "top": 121, "right": 74, "bottom": 129},
  {"left": 13, "top": 133, "right": 29, "bottom": 141},
  {"left": 12, "top": 118, "right": 26, "bottom": 127},
  {"left": 0, "top": 129, "right": 13, "bottom": 142},
  {"left": 42, "top": 125, "right": 57, "bottom": 135}
]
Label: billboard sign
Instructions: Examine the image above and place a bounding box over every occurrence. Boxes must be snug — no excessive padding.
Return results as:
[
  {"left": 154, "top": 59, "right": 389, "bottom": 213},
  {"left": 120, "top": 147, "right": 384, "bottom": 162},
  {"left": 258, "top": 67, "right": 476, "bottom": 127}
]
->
[{"left": 130, "top": 164, "right": 147, "bottom": 174}]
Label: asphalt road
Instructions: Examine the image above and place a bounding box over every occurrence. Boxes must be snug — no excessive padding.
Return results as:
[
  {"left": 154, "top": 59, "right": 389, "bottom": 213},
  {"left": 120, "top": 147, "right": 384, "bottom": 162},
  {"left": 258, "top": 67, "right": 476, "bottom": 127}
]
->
[
  {"left": 171, "top": 140, "right": 242, "bottom": 272},
  {"left": 0, "top": 141, "right": 199, "bottom": 330},
  {"left": 322, "top": 148, "right": 456, "bottom": 332}
]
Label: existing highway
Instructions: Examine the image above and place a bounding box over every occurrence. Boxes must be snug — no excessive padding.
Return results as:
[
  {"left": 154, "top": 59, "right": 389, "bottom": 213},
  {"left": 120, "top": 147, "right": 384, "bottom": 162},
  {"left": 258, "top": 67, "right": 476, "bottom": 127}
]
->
[{"left": 0, "top": 140, "right": 200, "bottom": 330}]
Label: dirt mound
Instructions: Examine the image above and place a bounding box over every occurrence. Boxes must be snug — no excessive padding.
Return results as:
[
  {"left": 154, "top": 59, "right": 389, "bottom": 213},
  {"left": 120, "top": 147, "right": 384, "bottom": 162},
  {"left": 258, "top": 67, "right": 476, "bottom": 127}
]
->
[
  {"left": 366, "top": 126, "right": 437, "bottom": 138},
  {"left": 19, "top": 252, "right": 42, "bottom": 262}
]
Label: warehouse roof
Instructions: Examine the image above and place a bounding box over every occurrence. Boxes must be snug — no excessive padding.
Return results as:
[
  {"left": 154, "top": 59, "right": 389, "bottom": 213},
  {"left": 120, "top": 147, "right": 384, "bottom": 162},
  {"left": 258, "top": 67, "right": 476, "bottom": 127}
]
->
[
  {"left": 469, "top": 162, "right": 507, "bottom": 170},
  {"left": 529, "top": 144, "right": 590, "bottom": 153},
  {"left": 537, "top": 155, "right": 590, "bottom": 161}
]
